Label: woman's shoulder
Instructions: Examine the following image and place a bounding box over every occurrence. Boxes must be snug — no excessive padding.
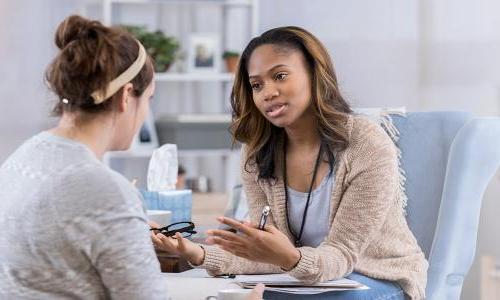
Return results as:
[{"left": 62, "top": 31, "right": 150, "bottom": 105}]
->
[
  {"left": 63, "top": 161, "right": 134, "bottom": 192},
  {"left": 347, "top": 114, "right": 395, "bottom": 148},
  {"left": 54, "top": 161, "right": 142, "bottom": 211},
  {"left": 62, "top": 161, "right": 125, "bottom": 185},
  {"left": 340, "top": 114, "right": 397, "bottom": 163}
]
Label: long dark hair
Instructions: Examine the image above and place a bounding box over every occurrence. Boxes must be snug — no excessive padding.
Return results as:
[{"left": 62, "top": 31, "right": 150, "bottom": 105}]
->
[{"left": 230, "top": 26, "right": 352, "bottom": 179}]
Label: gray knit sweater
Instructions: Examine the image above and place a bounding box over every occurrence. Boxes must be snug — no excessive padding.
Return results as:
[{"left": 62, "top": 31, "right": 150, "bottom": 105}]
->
[
  {"left": 198, "top": 116, "right": 428, "bottom": 300},
  {"left": 0, "top": 132, "right": 168, "bottom": 299}
]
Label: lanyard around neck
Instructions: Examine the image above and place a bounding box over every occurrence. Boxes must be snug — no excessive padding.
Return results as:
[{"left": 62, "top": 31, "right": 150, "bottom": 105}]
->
[{"left": 283, "top": 141, "right": 323, "bottom": 247}]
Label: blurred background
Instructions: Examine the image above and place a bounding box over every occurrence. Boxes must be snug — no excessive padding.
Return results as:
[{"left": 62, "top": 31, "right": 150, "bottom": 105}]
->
[{"left": 1, "top": 0, "right": 499, "bottom": 298}]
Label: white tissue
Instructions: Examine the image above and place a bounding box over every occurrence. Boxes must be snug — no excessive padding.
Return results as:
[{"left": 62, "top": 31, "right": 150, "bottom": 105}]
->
[{"left": 147, "top": 144, "right": 178, "bottom": 191}]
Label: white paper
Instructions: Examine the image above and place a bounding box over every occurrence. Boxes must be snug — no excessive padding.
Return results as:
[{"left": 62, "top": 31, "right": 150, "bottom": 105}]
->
[
  {"left": 147, "top": 144, "right": 178, "bottom": 191},
  {"left": 235, "top": 273, "right": 369, "bottom": 295},
  {"left": 260, "top": 286, "right": 369, "bottom": 295}
]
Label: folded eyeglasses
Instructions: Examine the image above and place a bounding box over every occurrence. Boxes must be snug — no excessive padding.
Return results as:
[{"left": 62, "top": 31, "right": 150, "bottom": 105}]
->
[{"left": 150, "top": 221, "right": 197, "bottom": 238}]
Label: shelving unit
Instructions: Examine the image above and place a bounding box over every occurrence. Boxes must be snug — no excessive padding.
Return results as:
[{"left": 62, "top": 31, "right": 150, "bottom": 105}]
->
[
  {"left": 99, "top": 0, "right": 258, "bottom": 192},
  {"left": 102, "top": 0, "right": 259, "bottom": 34}
]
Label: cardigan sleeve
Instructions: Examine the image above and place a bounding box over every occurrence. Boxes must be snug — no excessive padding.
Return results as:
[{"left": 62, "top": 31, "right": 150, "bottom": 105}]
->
[
  {"left": 288, "top": 122, "right": 400, "bottom": 283},
  {"left": 197, "top": 145, "right": 282, "bottom": 275}
]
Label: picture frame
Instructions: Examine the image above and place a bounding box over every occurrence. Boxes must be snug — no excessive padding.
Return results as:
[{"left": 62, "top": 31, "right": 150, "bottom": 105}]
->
[
  {"left": 130, "top": 110, "right": 159, "bottom": 152},
  {"left": 187, "top": 33, "right": 221, "bottom": 73}
]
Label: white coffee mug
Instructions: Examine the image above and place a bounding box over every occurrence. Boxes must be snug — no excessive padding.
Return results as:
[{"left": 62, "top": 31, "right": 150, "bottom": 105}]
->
[
  {"left": 205, "top": 288, "right": 252, "bottom": 300},
  {"left": 146, "top": 210, "right": 171, "bottom": 227}
]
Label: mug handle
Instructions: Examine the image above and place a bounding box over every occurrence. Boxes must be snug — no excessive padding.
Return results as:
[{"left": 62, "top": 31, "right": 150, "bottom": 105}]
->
[{"left": 205, "top": 296, "right": 217, "bottom": 300}]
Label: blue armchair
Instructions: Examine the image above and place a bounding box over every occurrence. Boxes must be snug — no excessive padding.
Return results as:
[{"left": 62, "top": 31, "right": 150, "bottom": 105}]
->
[
  {"left": 223, "top": 111, "right": 500, "bottom": 299},
  {"left": 392, "top": 112, "right": 500, "bottom": 299}
]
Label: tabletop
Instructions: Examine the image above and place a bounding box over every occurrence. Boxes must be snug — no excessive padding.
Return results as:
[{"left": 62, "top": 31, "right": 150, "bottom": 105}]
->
[{"left": 162, "top": 269, "right": 241, "bottom": 300}]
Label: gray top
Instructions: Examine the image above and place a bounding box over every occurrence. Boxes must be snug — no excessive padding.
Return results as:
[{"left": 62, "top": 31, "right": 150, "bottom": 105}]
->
[
  {"left": 0, "top": 132, "right": 168, "bottom": 299},
  {"left": 287, "top": 171, "right": 334, "bottom": 247}
]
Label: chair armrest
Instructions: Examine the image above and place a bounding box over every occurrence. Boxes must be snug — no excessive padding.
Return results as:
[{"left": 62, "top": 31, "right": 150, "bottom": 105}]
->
[{"left": 427, "top": 118, "right": 500, "bottom": 299}]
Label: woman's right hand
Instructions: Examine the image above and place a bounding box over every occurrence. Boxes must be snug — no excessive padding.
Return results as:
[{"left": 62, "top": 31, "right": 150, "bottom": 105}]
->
[{"left": 152, "top": 232, "right": 205, "bottom": 266}]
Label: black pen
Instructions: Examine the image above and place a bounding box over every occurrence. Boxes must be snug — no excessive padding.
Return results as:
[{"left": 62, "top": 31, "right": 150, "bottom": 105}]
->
[
  {"left": 258, "top": 206, "right": 271, "bottom": 230},
  {"left": 213, "top": 274, "right": 236, "bottom": 279}
]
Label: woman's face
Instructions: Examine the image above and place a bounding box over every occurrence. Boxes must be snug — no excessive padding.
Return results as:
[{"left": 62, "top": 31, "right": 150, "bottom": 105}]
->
[{"left": 248, "top": 44, "right": 312, "bottom": 128}]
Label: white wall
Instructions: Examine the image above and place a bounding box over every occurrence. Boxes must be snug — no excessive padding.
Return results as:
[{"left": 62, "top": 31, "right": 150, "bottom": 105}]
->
[
  {"left": 1, "top": 1, "right": 50, "bottom": 162},
  {"left": 419, "top": 0, "right": 500, "bottom": 116},
  {"left": 0, "top": 0, "right": 88, "bottom": 162},
  {"left": 260, "top": 0, "right": 421, "bottom": 110}
]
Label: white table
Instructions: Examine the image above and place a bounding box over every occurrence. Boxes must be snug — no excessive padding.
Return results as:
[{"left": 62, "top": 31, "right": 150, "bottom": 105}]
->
[{"left": 162, "top": 269, "right": 242, "bottom": 300}]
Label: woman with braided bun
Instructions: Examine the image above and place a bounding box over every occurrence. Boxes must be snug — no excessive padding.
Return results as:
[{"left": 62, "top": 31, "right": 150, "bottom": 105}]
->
[{"left": 0, "top": 15, "right": 266, "bottom": 300}]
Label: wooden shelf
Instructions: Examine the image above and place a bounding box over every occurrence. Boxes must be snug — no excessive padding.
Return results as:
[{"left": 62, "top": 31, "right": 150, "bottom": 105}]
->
[
  {"left": 155, "top": 72, "right": 234, "bottom": 82},
  {"left": 158, "top": 113, "right": 231, "bottom": 123},
  {"left": 105, "top": 0, "right": 254, "bottom": 6}
]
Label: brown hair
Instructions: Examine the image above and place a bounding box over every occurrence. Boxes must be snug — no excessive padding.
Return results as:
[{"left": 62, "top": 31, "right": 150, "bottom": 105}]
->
[
  {"left": 230, "top": 26, "right": 353, "bottom": 179},
  {"left": 45, "top": 15, "right": 154, "bottom": 115}
]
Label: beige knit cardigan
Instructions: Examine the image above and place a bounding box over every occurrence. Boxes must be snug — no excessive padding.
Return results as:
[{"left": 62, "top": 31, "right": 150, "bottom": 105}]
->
[{"left": 198, "top": 115, "right": 428, "bottom": 299}]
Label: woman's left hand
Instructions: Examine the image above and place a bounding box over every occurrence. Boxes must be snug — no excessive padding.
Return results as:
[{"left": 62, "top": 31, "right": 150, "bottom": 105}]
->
[{"left": 206, "top": 217, "right": 301, "bottom": 270}]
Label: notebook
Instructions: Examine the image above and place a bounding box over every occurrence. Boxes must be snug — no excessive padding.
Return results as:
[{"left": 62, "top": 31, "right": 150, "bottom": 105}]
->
[{"left": 235, "top": 273, "right": 369, "bottom": 295}]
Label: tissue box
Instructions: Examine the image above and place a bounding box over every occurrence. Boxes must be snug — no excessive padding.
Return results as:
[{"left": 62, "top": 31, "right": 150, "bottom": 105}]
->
[{"left": 140, "top": 189, "right": 192, "bottom": 223}]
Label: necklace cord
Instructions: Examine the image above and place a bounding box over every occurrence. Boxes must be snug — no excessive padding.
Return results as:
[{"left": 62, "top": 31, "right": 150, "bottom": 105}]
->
[{"left": 283, "top": 140, "right": 323, "bottom": 246}]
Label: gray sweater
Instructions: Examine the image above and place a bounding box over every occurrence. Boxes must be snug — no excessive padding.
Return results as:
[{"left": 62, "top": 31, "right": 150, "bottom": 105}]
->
[{"left": 0, "top": 132, "right": 168, "bottom": 299}]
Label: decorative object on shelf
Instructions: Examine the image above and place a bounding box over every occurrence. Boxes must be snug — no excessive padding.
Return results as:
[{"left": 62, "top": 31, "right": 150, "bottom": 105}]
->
[
  {"left": 185, "top": 175, "right": 211, "bottom": 193},
  {"left": 124, "top": 25, "right": 180, "bottom": 72},
  {"left": 187, "top": 33, "right": 221, "bottom": 73},
  {"left": 222, "top": 50, "right": 240, "bottom": 73},
  {"left": 130, "top": 110, "right": 159, "bottom": 151}
]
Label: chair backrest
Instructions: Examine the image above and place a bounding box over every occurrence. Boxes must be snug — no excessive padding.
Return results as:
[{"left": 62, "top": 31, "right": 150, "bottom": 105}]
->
[
  {"left": 392, "top": 111, "right": 472, "bottom": 257},
  {"left": 393, "top": 112, "right": 500, "bottom": 299}
]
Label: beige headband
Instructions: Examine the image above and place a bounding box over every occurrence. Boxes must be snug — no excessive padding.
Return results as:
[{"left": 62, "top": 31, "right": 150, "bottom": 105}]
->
[{"left": 91, "top": 41, "right": 147, "bottom": 104}]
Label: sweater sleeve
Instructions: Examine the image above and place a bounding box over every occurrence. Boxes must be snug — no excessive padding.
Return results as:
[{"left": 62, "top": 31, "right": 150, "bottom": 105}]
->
[
  {"left": 199, "top": 146, "right": 282, "bottom": 275},
  {"left": 288, "top": 122, "right": 400, "bottom": 283}
]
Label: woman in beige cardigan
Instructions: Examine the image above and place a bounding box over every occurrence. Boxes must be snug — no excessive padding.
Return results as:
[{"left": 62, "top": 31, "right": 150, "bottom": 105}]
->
[{"left": 153, "top": 26, "right": 428, "bottom": 299}]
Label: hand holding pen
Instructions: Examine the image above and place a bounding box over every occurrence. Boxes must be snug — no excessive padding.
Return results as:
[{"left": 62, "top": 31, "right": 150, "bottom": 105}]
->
[
  {"left": 258, "top": 206, "right": 271, "bottom": 230},
  {"left": 206, "top": 207, "right": 301, "bottom": 270}
]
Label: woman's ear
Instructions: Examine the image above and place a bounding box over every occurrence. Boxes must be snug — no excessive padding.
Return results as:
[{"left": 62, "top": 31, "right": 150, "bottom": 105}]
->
[{"left": 117, "top": 83, "right": 135, "bottom": 113}]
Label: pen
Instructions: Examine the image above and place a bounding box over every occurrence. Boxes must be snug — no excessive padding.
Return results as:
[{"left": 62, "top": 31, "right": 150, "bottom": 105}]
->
[
  {"left": 213, "top": 274, "right": 236, "bottom": 279},
  {"left": 258, "top": 206, "right": 271, "bottom": 230}
]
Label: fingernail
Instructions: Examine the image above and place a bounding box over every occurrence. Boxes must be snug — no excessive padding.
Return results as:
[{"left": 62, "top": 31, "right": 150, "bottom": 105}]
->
[{"left": 217, "top": 216, "right": 224, "bottom": 222}]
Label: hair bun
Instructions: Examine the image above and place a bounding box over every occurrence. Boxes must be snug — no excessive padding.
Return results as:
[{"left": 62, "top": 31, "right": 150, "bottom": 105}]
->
[
  {"left": 55, "top": 15, "right": 104, "bottom": 50},
  {"left": 46, "top": 15, "right": 154, "bottom": 117}
]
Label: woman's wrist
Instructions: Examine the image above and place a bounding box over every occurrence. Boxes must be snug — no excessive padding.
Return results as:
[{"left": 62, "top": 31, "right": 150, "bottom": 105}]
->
[
  {"left": 188, "top": 244, "right": 206, "bottom": 266},
  {"left": 280, "top": 248, "right": 301, "bottom": 271}
]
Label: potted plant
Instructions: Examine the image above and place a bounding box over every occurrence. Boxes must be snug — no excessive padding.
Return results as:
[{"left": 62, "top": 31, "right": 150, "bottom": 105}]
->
[
  {"left": 124, "top": 25, "right": 180, "bottom": 73},
  {"left": 222, "top": 50, "right": 240, "bottom": 73}
]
